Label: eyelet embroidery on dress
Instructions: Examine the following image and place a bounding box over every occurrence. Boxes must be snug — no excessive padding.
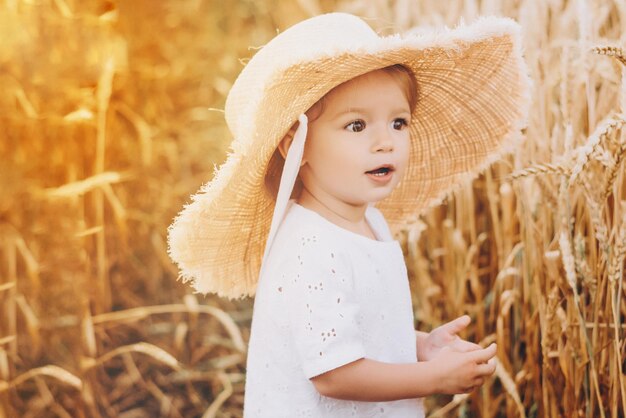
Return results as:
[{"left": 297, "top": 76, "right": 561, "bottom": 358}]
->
[
  {"left": 306, "top": 282, "right": 324, "bottom": 291},
  {"left": 301, "top": 234, "right": 318, "bottom": 246},
  {"left": 321, "top": 328, "right": 337, "bottom": 342}
]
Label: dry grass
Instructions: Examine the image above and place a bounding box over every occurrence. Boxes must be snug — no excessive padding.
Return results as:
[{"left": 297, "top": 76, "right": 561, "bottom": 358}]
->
[{"left": 1, "top": 0, "right": 625, "bottom": 417}]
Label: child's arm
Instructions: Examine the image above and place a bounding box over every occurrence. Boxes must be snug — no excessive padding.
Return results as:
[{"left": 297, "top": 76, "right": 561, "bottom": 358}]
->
[{"left": 311, "top": 343, "right": 497, "bottom": 401}]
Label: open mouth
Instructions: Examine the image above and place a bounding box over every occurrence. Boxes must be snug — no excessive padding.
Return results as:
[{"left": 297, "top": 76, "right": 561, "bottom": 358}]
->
[{"left": 365, "top": 165, "right": 395, "bottom": 177}]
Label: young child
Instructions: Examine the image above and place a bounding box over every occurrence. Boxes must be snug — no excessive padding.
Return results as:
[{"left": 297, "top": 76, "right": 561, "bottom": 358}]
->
[{"left": 167, "top": 12, "right": 531, "bottom": 418}]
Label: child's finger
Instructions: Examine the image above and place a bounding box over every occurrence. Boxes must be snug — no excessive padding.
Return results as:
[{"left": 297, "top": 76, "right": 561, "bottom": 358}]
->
[
  {"left": 469, "top": 343, "right": 497, "bottom": 363},
  {"left": 476, "top": 359, "right": 497, "bottom": 377},
  {"left": 450, "top": 338, "right": 481, "bottom": 353},
  {"left": 441, "top": 315, "right": 471, "bottom": 334}
]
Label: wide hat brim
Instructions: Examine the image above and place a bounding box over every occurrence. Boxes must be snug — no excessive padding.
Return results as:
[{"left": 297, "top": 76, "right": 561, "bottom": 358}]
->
[{"left": 167, "top": 13, "right": 532, "bottom": 299}]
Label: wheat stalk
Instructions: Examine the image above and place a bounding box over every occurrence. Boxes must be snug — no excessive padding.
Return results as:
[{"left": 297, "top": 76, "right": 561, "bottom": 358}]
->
[
  {"left": 584, "top": 187, "right": 609, "bottom": 257},
  {"left": 495, "top": 359, "right": 526, "bottom": 418},
  {"left": 201, "top": 371, "right": 234, "bottom": 418},
  {"left": 91, "top": 303, "right": 246, "bottom": 353},
  {"left": 509, "top": 163, "right": 570, "bottom": 180},
  {"left": 0, "top": 365, "right": 81, "bottom": 393},
  {"left": 608, "top": 215, "right": 626, "bottom": 284},
  {"left": 83, "top": 342, "right": 181, "bottom": 371},
  {"left": 570, "top": 115, "right": 625, "bottom": 183},
  {"left": 602, "top": 128, "right": 626, "bottom": 200},
  {"left": 593, "top": 45, "right": 626, "bottom": 66}
]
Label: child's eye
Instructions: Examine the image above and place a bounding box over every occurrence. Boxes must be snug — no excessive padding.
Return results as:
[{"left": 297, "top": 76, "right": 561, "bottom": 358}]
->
[
  {"left": 392, "top": 118, "right": 409, "bottom": 130},
  {"left": 345, "top": 120, "right": 366, "bottom": 132}
]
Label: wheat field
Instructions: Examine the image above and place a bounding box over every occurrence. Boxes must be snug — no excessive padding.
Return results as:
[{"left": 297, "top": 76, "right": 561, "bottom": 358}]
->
[{"left": 1, "top": 0, "right": 625, "bottom": 417}]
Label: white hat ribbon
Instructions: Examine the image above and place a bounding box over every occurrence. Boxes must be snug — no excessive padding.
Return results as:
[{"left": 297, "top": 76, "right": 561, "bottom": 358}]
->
[{"left": 259, "top": 114, "right": 308, "bottom": 276}]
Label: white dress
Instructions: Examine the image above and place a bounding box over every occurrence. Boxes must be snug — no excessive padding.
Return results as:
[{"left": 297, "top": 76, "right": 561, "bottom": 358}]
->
[{"left": 243, "top": 200, "right": 425, "bottom": 417}]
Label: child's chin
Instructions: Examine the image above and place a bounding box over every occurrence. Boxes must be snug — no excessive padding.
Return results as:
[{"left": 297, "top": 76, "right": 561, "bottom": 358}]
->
[{"left": 366, "top": 190, "right": 395, "bottom": 204}]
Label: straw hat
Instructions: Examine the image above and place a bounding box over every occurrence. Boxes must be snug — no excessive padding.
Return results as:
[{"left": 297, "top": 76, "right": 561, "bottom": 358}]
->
[{"left": 167, "top": 13, "right": 532, "bottom": 299}]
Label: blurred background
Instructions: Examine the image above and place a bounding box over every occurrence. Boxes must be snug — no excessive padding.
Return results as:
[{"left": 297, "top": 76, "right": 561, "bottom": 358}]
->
[{"left": 1, "top": 0, "right": 625, "bottom": 416}]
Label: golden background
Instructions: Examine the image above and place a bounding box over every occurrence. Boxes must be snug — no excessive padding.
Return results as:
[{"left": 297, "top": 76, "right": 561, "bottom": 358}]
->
[{"left": 1, "top": 0, "right": 625, "bottom": 417}]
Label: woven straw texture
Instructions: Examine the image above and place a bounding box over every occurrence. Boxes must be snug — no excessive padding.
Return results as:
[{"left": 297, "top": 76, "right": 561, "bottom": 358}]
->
[{"left": 167, "top": 13, "right": 532, "bottom": 299}]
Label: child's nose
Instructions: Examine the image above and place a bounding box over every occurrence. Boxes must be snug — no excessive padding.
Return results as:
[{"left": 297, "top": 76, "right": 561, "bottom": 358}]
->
[{"left": 372, "top": 126, "right": 394, "bottom": 153}]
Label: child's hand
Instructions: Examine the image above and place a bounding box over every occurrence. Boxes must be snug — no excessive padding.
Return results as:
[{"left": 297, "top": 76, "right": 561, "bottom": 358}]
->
[
  {"left": 430, "top": 343, "right": 498, "bottom": 394},
  {"left": 418, "top": 315, "right": 480, "bottom": 361}
]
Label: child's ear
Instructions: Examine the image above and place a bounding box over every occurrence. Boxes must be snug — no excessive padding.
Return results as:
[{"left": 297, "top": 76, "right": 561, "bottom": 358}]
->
[
  {"left": 277, "top": 134, "right": 291, "bottom": 160},
  {"left": 278, "top": 124, "right": 307, "bottom": 166}
]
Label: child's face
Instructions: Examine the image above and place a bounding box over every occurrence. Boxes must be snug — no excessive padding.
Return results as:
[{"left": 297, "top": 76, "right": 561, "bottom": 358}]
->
[{"left": 298, "top": 69, "right": 411, "bottom": 208}]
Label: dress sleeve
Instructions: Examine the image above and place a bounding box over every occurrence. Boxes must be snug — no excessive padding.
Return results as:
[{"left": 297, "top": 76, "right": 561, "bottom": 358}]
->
[{"left": 285, "top": 229, "right": 366, "bottom": 379}]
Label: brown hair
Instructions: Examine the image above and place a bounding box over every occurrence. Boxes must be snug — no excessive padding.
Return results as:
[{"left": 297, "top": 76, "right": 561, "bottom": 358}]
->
[{"left": 306, "top": 64, "right": 419, "bottom": 122}]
